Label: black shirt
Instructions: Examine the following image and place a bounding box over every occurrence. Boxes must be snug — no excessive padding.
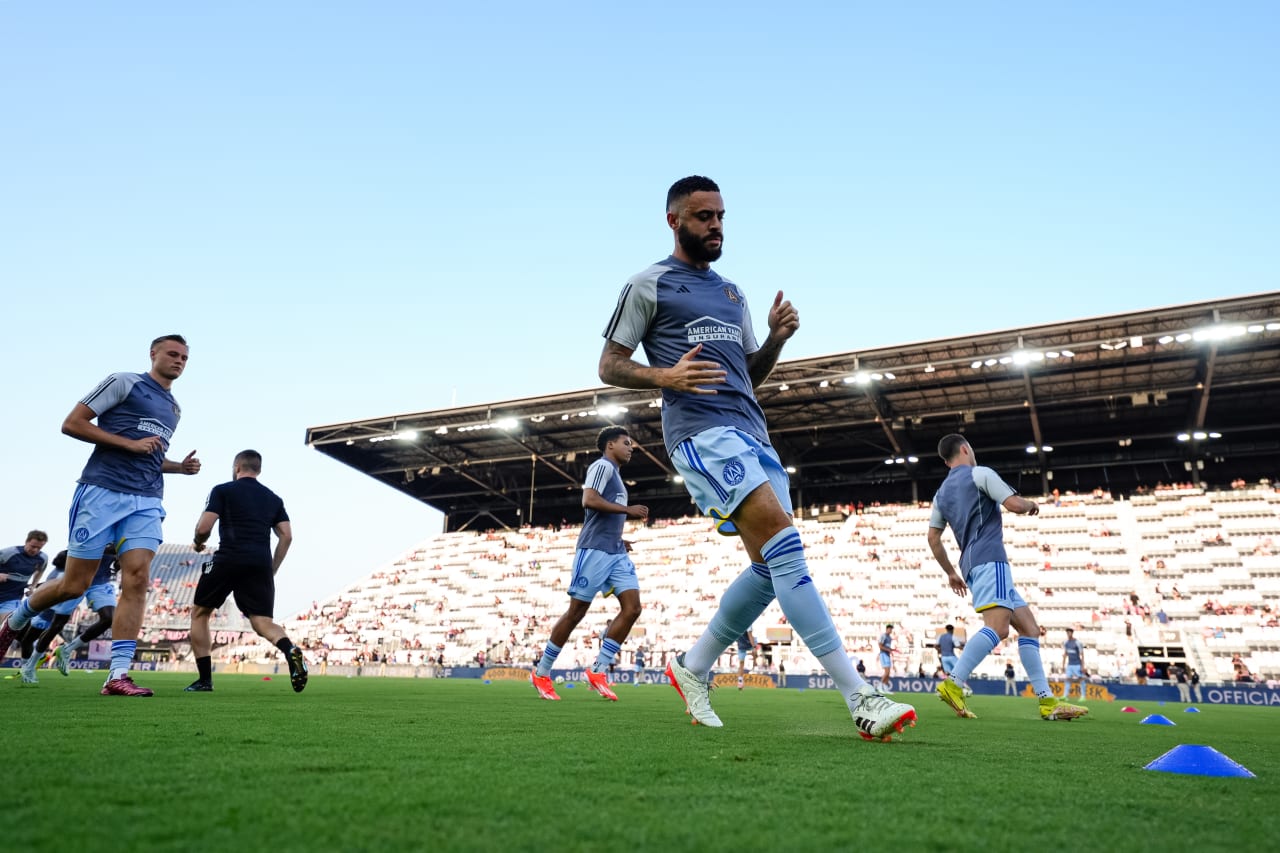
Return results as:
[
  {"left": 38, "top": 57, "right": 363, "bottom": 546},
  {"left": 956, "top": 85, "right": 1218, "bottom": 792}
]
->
[{"left": 206, "top": 477, "right": 289, "bottom": 569}]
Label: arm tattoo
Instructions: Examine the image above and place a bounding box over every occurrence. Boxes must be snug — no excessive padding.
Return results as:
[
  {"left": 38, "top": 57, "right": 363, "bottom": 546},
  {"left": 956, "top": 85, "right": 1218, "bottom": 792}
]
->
[
  {"left": 746, "top": 336, "right": 786, "bottom": 387},
  {"left": 599, "top": 341, "right": 661, "bottom": 390}
]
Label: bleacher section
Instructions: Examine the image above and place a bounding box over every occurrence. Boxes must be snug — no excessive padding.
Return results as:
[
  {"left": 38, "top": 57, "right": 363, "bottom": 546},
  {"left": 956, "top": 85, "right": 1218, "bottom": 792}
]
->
[{"left": 281, "top": 486, "right": 1280, "bottom": 683}]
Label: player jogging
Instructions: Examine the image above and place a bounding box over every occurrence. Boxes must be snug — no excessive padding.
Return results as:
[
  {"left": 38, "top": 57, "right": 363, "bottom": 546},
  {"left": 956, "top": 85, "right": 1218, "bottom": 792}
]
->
[
  {"left": 0, "top": 335, "right": 200, "bottom": 696},
  {"left": 531, "top": 427, "right": 649, "bottom": 701},
  {"left": 926, "top": 434, "right": 1086, "bottom": 721},
  {"left": 597, "top": 175, "right": 916, "bottom": 740},
  {"left": 878, "top": 624, "right": 895, "bottom": 689},
  {"left": 18, "top": 546, "right": 118, "bottom": 683},
  {"left": 186, "top": 450, "right": 305, "bottom": 693},
  {"left": 1, "top": 531, "right": 50, "bottom": 667},
  {"left": 1062, "top": 628, "right": 1087, "bottom": 702}
]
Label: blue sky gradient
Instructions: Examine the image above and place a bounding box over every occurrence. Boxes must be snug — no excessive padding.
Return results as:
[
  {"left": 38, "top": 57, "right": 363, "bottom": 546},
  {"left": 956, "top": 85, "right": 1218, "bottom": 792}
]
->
[{"left": 2, "top": 3, "right": 1276, "bottom": 612}]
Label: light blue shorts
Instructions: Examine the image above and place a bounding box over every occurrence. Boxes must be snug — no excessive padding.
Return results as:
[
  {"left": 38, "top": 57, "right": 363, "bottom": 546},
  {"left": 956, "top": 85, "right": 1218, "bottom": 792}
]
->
[
  {"left": 941, "top": 654, "right": 959, "bottom": 673},
  {"left": 736, "top": 648, "right": 750, "bottom": 662},
  {"left": 879, "top": 652, "right": 893, "bottom": 670},
  {"left": 966, "top": 561, "right": 1028, "bottom": 613},
  {"left": 51, "top": 582, "right": 117, "bottom": 616},
  {"left": 1065, "top": 664, "right": 1084, "bottom": 678},
  {"left": 671, "top": 427, "right": 792, "bottom": 536},
  {"left": 67, "top": 483, "right": 165, "bottom": 559},
  {"left": 568, "top": 548, "right": 638, "bottom": 602},
  {"left": 0, "top": 600, "right": 19, "bottom": 617}
]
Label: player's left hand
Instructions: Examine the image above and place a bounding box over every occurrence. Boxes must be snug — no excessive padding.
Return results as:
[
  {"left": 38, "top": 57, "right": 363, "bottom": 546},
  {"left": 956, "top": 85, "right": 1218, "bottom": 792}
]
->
[
  {"left": 768, "top": 291, "right": 799, "bottom": 341},
  {"left": 180, "top": 450, "right": 201, "bottom": 475},
  {"left": 946, "top": 573, "right": 968, "bottom": 597}
]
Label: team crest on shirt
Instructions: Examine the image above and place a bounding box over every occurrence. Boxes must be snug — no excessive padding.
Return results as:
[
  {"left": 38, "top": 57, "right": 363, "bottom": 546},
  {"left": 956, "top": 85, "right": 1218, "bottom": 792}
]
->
[
  {"left": 723, "top": 286, "right": 740, "bottom": 304},
  {"left": 722, "top": 459, "right": 746, "bottom": 486}
]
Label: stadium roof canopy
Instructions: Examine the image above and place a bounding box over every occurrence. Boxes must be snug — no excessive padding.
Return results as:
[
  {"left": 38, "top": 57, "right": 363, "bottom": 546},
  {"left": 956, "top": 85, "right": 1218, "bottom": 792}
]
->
[{"left": 307, "top": 292, "right": 1280, "bottom": 532}]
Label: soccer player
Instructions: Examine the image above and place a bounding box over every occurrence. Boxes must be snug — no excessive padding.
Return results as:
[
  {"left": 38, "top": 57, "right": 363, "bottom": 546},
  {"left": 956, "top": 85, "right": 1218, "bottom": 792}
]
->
[
  {"left": 1062, "top": 628, "right": 1087, "bottom": 702},
  {"left": 926, "top": 434, "right": 1086, "bottom": 721},
  {"left": 1, "top": 532, "right": 51, "bottom": 662},
  {"left": 735, "top": 629, "right": 757, "bottom": 690},
  {"left": 0, "top": 335, "right": 200, "bottom": 696},
  {"left": 878, "top": 624, "right": 895, "bottom": 689},
  {"left": 597, "top": 175, "right": 916, "bottom": 740},
  {"left": 19, "top": 545, "right": 118, "bottom": 683},
  {"left": 186, "top": 450, "right": 305, "bottom": 693},
  {"left": 937, "top": 623, "right": 960, "bottom": 676},
  {"left": 532, "top": 427, "right": 648, "bottom": 702}
]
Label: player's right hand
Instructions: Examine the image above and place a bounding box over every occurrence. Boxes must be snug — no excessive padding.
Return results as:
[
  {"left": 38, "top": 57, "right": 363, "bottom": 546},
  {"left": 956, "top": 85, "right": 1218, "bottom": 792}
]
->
[
  {"left": 627, "top": 504, "right": 650, "bottom": 520},
  {"left": 664, "top": 344, "right": 727, "bottom": 394},
  {"left": 128, "top": 436, "right": 167, "bottom": 455},
  {"left": 947, "top": 573, "right": 968, "bottom": 597}
]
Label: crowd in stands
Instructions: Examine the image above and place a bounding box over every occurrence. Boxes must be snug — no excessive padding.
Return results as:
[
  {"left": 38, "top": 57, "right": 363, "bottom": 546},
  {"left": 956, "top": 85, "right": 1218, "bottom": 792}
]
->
[{"left": 124, "top": 483, "right": 1280, "bottom": 685}]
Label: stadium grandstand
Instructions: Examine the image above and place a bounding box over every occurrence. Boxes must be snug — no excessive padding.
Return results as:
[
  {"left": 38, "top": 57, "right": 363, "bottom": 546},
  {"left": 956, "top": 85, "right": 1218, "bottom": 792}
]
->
[{"left": 169, "top": 294, "right": 1280, "bottom": 683}]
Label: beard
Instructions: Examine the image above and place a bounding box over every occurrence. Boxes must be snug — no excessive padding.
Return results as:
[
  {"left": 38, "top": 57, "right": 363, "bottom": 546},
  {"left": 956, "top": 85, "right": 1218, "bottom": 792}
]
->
[{"left": 677, "top": 224, "right": 723, "bottom": 264}]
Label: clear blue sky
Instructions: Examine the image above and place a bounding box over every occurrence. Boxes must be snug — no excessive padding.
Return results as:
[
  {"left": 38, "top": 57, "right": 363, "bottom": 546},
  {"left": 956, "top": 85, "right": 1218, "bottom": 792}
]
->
[{"left": 2, "top": 4, "right": 1276, "bottom": 614}]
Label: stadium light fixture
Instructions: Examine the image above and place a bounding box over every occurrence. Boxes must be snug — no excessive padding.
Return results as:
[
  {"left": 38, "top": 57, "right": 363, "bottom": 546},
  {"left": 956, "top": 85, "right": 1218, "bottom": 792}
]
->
[
  {"left": 398, "top": 430, "right": 418, "bottom": 441},
  {"left": 1042, "top": 445, "right": 1054, "bottom": 452},
  {"left": 1267, "top": 322, "right": 1280, "bottom": 331},
  {"left": 970, "top": 360, "right": 983, "bottom": 369},
  {"left": 1045, "top": 351, "right": 1060, "bottom": 359},
  {"left": 529, "top": 415, "right": 545, "bottom": 423},
  {"left": 1192, "top": 430, "right": 1208, "bottom": 440},
  {"left": 1157, "top": 335, "right": 1175, "bottom": 345},
  {"left": 1175, "top": 333, "right": 1192, "bottom": 343},
  {"left": 907, "top": 455, "right": 918, "bottom": 463},
  {"left": 1026, "top": 445, "right": 1037, "bottom": 454},
  {"left": 785, "top": 465, "right": 797, "bottom": 474},
  {"left": 924, "top": 364, "right": 936, "bottom": 373},
  {"left": 1247, "top": 324, "right": 1264, "bottom": 333},
  {"left": 1176, "top": 433, "right": 1191, "bottom": 442},
  {"left": 818, "top": 380, "right": 830, "bottom": 388},
  {"left": 495, "top": 418, "right": 518, "bottom": 431},
  {"left": 1060, "top": 350, "right": 1075, "bottom": 358},
  {"left": 561, "top": 414, "right": 570, "bottom": 420},
  {"left": 345, "top": 439, "right": 354, "bottom": 446},
  {"left": 598, "top": 405, "right": 626, "bottom": 417},
  {"left": 1209, "top": 431, "right": 1222, "bottom": 438},
  {"left": 884, "top": 458, "right": 895, "bottom": 465},
  {"left": 869, "top": 372, "right": 883, "bottom": 382},
  {"left": 672, "top": 475, "right": 684, "bottom": 483},
  {"left": 883, "top": 372, "right": 896, "bottom": 380},
  {"left": 435, "top": 426, "right": 449, "bottom": 435},
  {"left": 984, "top": 358, "right": 998, "bottom": 367},
  {"left": 648, "top": 399, "right": 662, "bottom": 408}
]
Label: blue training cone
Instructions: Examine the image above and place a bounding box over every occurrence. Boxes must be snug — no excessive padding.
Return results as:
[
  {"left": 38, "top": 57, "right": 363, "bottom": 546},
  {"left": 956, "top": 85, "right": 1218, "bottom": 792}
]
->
[
  {"left": 564, "top": 682, "right": 576, "bottom": 689},
  {"left": 1144, "top": 744, "right": 1255, "bottom": 778},
  {"left": 1140, "top": 714, "right": 1176, "bottom": 726},
  {"left": 1184, "top": 706, "right": 1199, "bottom": 713}
]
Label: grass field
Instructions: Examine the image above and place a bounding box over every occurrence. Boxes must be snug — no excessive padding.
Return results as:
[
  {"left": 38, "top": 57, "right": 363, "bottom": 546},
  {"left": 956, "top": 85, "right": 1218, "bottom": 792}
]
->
[{"left": 7, "top": 672, "right": 1276, "bottom": 852}]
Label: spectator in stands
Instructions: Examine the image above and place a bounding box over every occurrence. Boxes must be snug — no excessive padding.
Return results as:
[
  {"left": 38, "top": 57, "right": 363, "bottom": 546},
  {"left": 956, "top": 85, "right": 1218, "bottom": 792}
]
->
[
  {"left": 531, "top": 427, "right": 648, "bottom": 703},
  {"left": 1190, "top": 668, "right": 1202, "bottom": 703},
  {"left": 185, "top": 449, "right": 306, "bottom": 694},
  {"left": 595, "top": 176, "right": 916, "bottom": 740},
  {"left": 1004, "top": 661, "right": 1017, "bottom": 695},
  {"left": 0, "top": 336, "right": 201, "bottom": 697},
  {"left": 1135, "top": 663, "right": 1147, "bottom": 685},
  {"left": 927, "top": 435, "right": 1087, "bottom": 722}
]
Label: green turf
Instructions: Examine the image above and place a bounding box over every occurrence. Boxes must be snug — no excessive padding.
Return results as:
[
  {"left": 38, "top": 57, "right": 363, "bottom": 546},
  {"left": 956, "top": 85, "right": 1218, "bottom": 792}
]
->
[{"left": 6, "top": 672, "right": 1275, "bottom": 852}]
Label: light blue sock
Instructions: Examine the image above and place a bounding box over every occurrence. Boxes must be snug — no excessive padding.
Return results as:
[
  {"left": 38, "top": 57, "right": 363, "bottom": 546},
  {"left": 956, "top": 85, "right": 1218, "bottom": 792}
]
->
[
  {"left": 1018, "top": 637, "right": 1053, "bottom": 698},
  {"left": 8, "top": 598, "right": 38, "bottom": 631},
  {"left": 535, "top": 642, "right": 561, "bottom": 678},
  {"left": 109, "top": 640, "right": 137, "bottom": 680},
  {"left": 951, "top": 627, "right": 999, "bottom": 683},
  {"left": 684, "top": 563, "right": 775, "bottom": 675},
  {"left": 761, "top": 529, "right": 867, "bottom": 698},
  {"left": 593, "top": 638, "right": 621, "bottom": 673}
]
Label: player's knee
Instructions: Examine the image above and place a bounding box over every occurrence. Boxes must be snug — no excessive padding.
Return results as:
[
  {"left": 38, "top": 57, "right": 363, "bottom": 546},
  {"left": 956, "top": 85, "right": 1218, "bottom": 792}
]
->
[
  {"left": 620, "top": 600, "right": 642, "bottom": 621},
  {"left": 991, "top": 625, "right": 1011, "bottom": 641}
]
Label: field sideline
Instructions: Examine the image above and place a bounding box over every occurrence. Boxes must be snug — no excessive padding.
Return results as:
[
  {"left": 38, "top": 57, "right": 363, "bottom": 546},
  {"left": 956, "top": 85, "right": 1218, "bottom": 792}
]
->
[{"left": 8, "top": 673, "right": 1275, "bottom": 852}]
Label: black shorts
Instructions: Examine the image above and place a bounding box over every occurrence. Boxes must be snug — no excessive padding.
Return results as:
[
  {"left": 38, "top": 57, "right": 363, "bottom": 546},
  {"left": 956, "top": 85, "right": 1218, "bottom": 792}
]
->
[{"left": 194, "top": 560, "right": 275, "bottom": 618}]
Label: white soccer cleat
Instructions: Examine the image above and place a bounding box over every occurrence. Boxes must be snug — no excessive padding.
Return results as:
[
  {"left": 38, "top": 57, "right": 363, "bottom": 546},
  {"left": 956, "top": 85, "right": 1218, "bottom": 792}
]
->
[
  {"left": 850, "top": 684, "right": 918, "bottom": 742},
  {"left": 665, "top": 654, "right": 723, "bottom": 727},
  {"left": 19, "top": 656, "right": 40, "bottom": 685},
  {"left": 52, "top": 645, "right": 71, "bottom": 677}
]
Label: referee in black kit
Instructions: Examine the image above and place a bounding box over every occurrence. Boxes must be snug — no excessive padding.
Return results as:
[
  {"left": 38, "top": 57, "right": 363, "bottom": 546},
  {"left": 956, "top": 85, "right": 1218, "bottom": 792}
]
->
[{"left": 185, "top": 449, "right": 307, "bottom": 693}]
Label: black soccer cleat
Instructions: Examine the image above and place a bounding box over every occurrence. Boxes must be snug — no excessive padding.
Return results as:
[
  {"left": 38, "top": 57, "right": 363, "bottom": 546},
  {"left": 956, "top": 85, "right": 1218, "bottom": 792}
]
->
[
  {"left": 184, "top": 680, "right": 214, "bottom": 692},
  {"left": 287, "top": 647, "right": 308, "bottom": 693}
]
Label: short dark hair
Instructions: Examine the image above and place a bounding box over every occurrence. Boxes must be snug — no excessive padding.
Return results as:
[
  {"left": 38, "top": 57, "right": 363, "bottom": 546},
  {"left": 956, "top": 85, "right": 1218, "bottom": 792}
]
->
[
  {"left": 597, "top": 426, "right": 629, "bottom": 453},
  {"left": 667, "top": 175, "right": 720, "bottom": 212},
  {"left": 938, "top": 433, "right": 969, "bottom": 462},
  {"left": 886, "top": 623, "right": 894, "bottom": 630},
  {"left": 234, "top": 449, "right": 263, "bottom": 473},
  {"left": 26, "top": 530, "right": 47, "bottom": 543},
  {"left": 945, "top": 624, "right": 954, "bottom": 632},
  {"left": 151, "top": 334, "right": 188, "bottom": 349}
]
